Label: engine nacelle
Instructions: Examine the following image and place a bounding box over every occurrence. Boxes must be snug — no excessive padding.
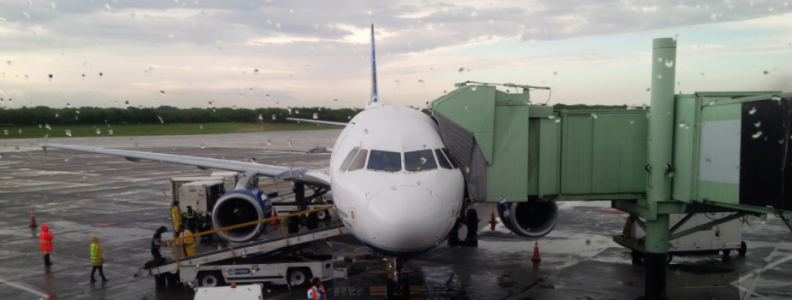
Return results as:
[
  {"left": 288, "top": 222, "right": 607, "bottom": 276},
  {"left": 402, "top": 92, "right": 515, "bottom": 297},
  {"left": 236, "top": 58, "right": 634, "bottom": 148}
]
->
[
  {"left": 211, "top": 188, "right": 270, "bottom": 243},
  {"left": 497, "top": 201, "right": 558, "bottom": 238}
]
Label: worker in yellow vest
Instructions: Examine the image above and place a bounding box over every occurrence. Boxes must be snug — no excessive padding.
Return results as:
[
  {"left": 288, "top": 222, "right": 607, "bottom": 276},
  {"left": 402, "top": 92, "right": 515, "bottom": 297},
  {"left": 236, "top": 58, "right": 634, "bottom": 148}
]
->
[
  {"left": 170, "top": 201, "right": 182, "bottom": 233},
  {"left": 177, "top": 225, "right": 197, "bottom": 257},
  {"left": 90, "top": 236, "right": 108, "bottom": 282}
]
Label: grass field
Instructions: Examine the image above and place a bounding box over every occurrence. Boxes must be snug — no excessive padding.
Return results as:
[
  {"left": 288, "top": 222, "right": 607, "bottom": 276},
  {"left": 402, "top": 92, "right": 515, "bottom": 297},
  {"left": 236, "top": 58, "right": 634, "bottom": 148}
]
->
[{"left": 0, "top": 123, "right": 338, "bottom": 139}]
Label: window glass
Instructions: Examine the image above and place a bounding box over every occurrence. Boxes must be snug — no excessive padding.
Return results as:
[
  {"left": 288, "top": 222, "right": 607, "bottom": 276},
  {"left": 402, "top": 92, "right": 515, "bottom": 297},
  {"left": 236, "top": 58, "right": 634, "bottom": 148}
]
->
[
  {"left": 367, "top": 150, "right": 402, "bottom": 172},
  {"left": 348, "top": 149, "right": 368, "bottom": 171},
  {"left": 405, "top": 149, "right": 437, "bottom": 172},
  {"left": 442, "top": 148, "right": 458, "bottom": 169},
  {"left": 340, "top": 147, "right": 360, "bottom": 172},
  {"left": 435, "top": 149, "right": 452, "bottom": 169}
]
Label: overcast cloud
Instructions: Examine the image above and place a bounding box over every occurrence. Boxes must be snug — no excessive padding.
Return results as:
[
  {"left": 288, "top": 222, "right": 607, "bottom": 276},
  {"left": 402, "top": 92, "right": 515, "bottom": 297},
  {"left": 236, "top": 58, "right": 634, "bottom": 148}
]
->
[{"left": 0, "top": 0, "right": 790, "bottom": 110}]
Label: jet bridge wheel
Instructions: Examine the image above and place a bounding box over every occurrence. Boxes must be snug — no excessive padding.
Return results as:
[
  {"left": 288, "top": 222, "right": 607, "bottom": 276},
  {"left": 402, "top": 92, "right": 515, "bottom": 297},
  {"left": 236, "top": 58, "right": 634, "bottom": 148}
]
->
[
  {"left": 287, "top": 267, "right": 313, "bottom": 288},
  {"left": 198, "top": 271, "right": 225, "bottom": 287}
]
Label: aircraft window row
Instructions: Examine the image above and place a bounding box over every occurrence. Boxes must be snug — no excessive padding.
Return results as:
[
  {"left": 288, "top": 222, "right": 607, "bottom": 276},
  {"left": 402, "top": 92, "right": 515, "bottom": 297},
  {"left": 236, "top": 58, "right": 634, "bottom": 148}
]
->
[{"left": 340, "top": 147, "right": 459, "bottom": 172}]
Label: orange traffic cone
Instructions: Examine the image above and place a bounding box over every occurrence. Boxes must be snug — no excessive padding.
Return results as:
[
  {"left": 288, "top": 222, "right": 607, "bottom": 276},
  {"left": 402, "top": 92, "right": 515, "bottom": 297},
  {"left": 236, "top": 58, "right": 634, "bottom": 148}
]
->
[
  {"left": 270, "top": 209, "right": 277, "bottom": 225},
  {"left": 488, "top": 205, "right": 498, "bottom": 231},
  {"left": 531, "top": 239, "right": 542, "bottom": 262},
  {"left": 29, "top": 208, "right": 37, "bottom": 228}
]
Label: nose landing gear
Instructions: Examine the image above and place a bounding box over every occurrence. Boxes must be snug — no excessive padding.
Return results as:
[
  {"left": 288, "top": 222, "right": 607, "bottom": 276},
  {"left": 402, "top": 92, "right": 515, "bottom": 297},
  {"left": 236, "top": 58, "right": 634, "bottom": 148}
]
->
[{"left": 384, "top": 257, "right": 411, "bottom": 299}]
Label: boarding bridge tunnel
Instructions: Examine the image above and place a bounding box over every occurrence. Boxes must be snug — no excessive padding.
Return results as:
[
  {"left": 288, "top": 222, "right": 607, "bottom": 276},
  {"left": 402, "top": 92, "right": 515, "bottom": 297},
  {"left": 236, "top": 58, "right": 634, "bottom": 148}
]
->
[{"left": 428, "top": 38, "right": 792, "bottom": 300}]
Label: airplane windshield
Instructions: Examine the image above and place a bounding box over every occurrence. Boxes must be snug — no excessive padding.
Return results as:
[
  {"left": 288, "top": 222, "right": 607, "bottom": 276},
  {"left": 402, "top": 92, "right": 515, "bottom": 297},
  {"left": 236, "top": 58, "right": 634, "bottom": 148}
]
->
[
  {"left": 348, "top": 149, "right": 369, "bottom": 171},
  {"left": 340, "top": 147, "right": 360, "bottom": 172},
  {"left": 367, "top": 150, "right": 402, "bottom": 172},
  {"left": 405, "top": 149, "right": 437, "bottom": 172},
  {"left": 442, "top": 148, "right": 459, "bottom": 169},
  {"left": 435, "top": 149, "right": 452, "bottom": 169}
]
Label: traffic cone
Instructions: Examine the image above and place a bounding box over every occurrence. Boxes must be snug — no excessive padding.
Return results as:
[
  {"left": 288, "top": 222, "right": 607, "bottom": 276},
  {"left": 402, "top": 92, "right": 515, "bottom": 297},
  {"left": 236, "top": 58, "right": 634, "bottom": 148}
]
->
[
  {"left": 531, "top": 239, "right": 542, "bottom": 262},
  {"left": 488, "top": 205, "right": 498, "bottom": 231},
  {"left": 270, "top": 209, "right": 277, "bottom": 225},
  {"left": 29, "top": 208, "right": 37, "bottom": 228},
  {"left": 217, "top": 243, "right": 222, "bottom": 251}
]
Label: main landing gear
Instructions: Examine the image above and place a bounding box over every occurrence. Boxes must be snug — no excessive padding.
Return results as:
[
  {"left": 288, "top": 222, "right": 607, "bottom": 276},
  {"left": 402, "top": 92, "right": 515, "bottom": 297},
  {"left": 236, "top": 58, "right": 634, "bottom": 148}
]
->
[{"left": 384, "top": 257, "right": 411, "bottom": 300}]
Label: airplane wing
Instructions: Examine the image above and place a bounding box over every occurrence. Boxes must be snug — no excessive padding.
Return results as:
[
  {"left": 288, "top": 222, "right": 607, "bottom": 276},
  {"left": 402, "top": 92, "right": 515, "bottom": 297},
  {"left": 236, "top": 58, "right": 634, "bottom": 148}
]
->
[
  {"left": 286, "top": 118, "right": 347, "bottom": 127},
  {"left": 39, "top": 136, "right": 330, "bottom": 188}
]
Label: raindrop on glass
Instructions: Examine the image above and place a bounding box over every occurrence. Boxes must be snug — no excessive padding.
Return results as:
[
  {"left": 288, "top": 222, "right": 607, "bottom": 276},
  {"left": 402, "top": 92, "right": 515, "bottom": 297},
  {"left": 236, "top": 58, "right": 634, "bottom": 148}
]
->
[
  {"left": 646, "top": 88, "right": 650, "bottom": 92},
  {"left": 347, "top": 116, "right": 351, "bottom": 120},
  {"left": 591, "top": 113, "right": 598, "bottom": 119},
  {"left": 258, "top": 114, "right": 263, "bottom": 120},
  {"left": 199, "top": 142, "right": 205, "bottom": 149},
  {"left": 45, "top": 124, "right": 51, "bottom": 130},
  {"left": 754, "top": 121, "right": 761, "bottom": 128},
  {"left": 657, "top": 74, "right": 662, "bottom": 79},
  {"left": 555, "top": 119, "right": 561, "bottom": 123},
  {"left": 108, "top": 129, "right": 113, "bottom": 135},
  {"left": 266, "top": 139, "right": 272, "bottom": 146},
  {"left": 157, "top": 116, "right": 164, "bottom": 124},
  {"left": 771, "top": 96, "right": 781, "bottom": 102},
  {"left": 160, "top": 90, "right": 165, "bottom": 95},
  {"left": 585, "top": 239, "right": 591, "bottom": 246},
  {"left": 665, "top": 60, "right": 674, "bottom": 68},
  {"left": 271, "top": 114, "right": 276, "bottom": 120},
  {"left": 199, "top": 125, "right": 203, "bottom": 130},
  {"left": 55, "top": 113, "right": 59, "bottom": 118},
  {"left": 95, "top": 128, "right": 101, "bottom": 135},
  {"left": 288, "top": 139, "right": 292, "bottom": 147},
  {"left": 471, "top": 86, "right": 477, "bottom": 91},
  {"left": 752, "top": 131, "right": 763, "bottom": 139},
  {"left": 313, "top": 113, "right": 318, "bottom": 119},
  {"left": 2, "top": 130, "right": 7, "bottom": 135}
]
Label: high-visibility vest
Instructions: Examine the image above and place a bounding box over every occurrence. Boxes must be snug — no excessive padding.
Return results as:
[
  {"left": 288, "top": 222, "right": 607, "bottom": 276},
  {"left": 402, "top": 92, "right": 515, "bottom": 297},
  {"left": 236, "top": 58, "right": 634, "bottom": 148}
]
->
[
  {"left": 181, "top": 231, "right": 196, "bottom": 248},
  {"left": 183, "top": 210, "right": 196, "bottom": 219},
  {"left": 308, "top": 285, "right": 327, "bottom": 300},
  {"left": 90, "top": 244, "right": 102, "bottom": 264}
]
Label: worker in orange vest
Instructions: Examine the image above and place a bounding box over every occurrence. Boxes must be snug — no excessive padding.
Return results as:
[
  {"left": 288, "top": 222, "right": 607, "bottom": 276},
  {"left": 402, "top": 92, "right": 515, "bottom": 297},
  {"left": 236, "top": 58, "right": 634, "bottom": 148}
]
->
[
  {"left": 39, "top": 224, "right": 54, "bottom": 266},
  {"left": 307, "top": 277, "right": 327, "bottom": 300}
]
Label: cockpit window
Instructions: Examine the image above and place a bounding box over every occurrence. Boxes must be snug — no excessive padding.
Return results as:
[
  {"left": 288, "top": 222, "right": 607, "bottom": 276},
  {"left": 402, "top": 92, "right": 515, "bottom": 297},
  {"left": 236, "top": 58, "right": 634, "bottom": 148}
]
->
[
  {"left": 405, "top": 149, "right": 437, "bottom": 172},
  {"left": 367, "top": 150, "right": 402, "bottom": 172},
  {"left": 348, "top": 149, "right": 369, "bottom": 171},
  {"left": 435, "top": 149, "right": 452, "bottom": 169},
  {"left": 442, "top": 148, "right": 458, "bottom": 169},
  {"left": 340, "top": 147, "right": 360, "bottom": 172}
]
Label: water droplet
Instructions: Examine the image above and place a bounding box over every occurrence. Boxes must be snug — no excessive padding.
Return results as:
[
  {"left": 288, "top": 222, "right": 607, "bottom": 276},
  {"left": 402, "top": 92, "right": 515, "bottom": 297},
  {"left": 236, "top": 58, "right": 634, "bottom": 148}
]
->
[
  {"left": 287, "top": 139, "right": 292, "bottom": 147},
  {"left": 458, "top": 67, "right": 464, "bottom": 73},
  {"left": 591, "top": 113, "right": 598, "bottom": 119},
  {"left": 45, "top": 124, "right": 51, "bottom": 130},
  {"left": 708, "top": 100, "right": 715, "bottom": 106},
  {"left": 266, "top": 139, "right": 272, "bottom": 146},
  {"left": 347, "top": 116, "right": 351, "bottom": 120},
  {"left": 555, "top": 119, "right": 561, "bottom": 123},
  {"left": 18, "top": 129, "right": 21, "bottom": 134},
  {"left": 199, "top": 125, "right": 203, "bottom": 130},
  {"left": 2, "top": 130, "right": 7, "bottom": 135},
  {"left": 95, "top": 128, "right": 101, "bottom": 135},
  {"left": 55, "top": 113, "right": 59, "bottom": 118},
  {"left": 199, "top": 142, "right": 205, "bottom": 149},
  {"left": 276, "top": 23, "right": 281, "bottom": 29},
  {"left": 749, "top": 107, "right": 756, "bottom": 115},
  {"left": 752, "top": 131, "right": 763, "bottom": 139},
  {"left": 465, "top": 166, "right": 470, "bottom": 174},
  {"left": 23, "top": 12, "right": 30, "bottom": 18},
  {"left": 548, "top": 115, "right": 555, "bottom": 119},
  {"left": 488, "top": 20, "right": 494, "bottom": 27},
  {"left": 754, "top": 121, "right": 761, "bottom": 128},
  {"left": 499, "top": 196, "right": 506, "bottom": 204},
  {"left": 108, "top": 129, "right": 113, "bottom": 135},
  {"left": 471, "top": 86, "right": 477, "bottom": 91},
  {"left": 630, "top": 121, "right": 635, "bottom": 124},
  {"left": 5, "top": 61, "right": 10, "bottom": 66},
  {"left": 38, "top": 124, "right": 42, "bottom": 128},
  {"left": 678, "top": 121, "right": 687, "bottom": 128},
  {"left": 313, "top": 113, "right": 318, "bottom": 119},
  {"left": 157, "top": 116, "right": 164, "bottom": 124},
  {"left": 271, "top": 114, "right": 276, "bottom": 120},
  {"left": 295, "top": 110, "right": 300, "bottom": 114},
  {"left": 700, "top": 72, "right": 705, "bottom": 76},
  {"left": 646, "top": 88, "right": 651, "bottom": 92},
  {"left": 470, "top": 11, "right": 477, "bottom": 18},
  {"left": 216, "top": 41, "right": 223, "bottom": 49},
  {"left": 771, "top": 96, "right": 781, "bottom": 101},
  {"left": 258, "top": 114, "right": 263, "bottom": 120},
  {"left": 160, "top": 90, "right": 165, "bottom": 95},
  {"left": 657, "top": 74, "right": 662, "bottom": 79},
  {"left": 585, "top": 239, "right": 591, "bottom": 246}
]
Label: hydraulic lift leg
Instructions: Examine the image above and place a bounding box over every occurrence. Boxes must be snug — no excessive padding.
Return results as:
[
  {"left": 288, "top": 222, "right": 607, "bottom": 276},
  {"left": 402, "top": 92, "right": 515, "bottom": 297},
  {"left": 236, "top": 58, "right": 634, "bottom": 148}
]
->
[{"left": 644, "top": 214, "right": 669, "bottom": 300}]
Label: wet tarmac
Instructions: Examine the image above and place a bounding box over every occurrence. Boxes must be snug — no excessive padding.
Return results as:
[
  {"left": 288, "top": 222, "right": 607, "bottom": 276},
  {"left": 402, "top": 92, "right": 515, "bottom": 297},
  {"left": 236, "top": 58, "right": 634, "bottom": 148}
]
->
[{"left": 1, "top": 131, "right": 791, "bottom": 300}]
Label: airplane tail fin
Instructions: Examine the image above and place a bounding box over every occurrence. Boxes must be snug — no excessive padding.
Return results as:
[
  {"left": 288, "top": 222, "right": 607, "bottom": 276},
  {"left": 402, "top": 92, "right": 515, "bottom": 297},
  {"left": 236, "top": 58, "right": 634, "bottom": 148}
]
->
[{"left": 367, "top": 24, "right": 379, "bottom": 107}]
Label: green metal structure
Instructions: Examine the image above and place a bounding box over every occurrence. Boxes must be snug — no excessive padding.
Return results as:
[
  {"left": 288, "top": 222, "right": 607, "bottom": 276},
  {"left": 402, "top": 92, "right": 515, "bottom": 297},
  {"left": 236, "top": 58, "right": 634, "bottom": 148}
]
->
[{"left": 428, "top": 38, "right": 792, "bottom": 299}]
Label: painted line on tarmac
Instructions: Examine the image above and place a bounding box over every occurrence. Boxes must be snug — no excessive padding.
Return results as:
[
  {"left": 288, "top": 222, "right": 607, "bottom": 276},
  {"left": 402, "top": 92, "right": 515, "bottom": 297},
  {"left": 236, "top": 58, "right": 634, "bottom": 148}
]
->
[
  {"left": 0, "top": 276, "right": 56, "bottom": 299},
  {"left": 729, "top": 254, "right": 792, "bottom": 299}
]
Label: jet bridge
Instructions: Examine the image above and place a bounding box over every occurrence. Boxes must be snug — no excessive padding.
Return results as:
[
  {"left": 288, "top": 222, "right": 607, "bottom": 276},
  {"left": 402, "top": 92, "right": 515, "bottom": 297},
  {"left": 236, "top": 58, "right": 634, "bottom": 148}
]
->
[
  {"left": 136, "top": 207, "right": 347, "bottom": 281},
  {"left": 428, "top": 38, "right": 791, "bottom": 300}
]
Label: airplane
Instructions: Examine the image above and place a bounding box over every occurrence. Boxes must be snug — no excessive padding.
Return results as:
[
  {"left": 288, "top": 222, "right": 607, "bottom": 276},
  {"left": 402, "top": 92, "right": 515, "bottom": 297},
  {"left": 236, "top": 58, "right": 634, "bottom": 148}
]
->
[{"left": 39, "top": 24, "right": 558, "bottom": 297}]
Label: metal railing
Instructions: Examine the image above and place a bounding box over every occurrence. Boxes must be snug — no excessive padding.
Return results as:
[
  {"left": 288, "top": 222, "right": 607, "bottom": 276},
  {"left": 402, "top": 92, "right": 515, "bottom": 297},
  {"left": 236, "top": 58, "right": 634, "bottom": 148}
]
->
[{"left": 165, "top": 205, "right": 343, "bottom": 268}]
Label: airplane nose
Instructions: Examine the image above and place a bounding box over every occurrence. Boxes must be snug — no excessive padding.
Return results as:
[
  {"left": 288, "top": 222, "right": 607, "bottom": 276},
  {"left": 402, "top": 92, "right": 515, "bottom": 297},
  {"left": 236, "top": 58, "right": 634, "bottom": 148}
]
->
[{"left": 366, "top": 186, "right": 447, "bottom": 249}]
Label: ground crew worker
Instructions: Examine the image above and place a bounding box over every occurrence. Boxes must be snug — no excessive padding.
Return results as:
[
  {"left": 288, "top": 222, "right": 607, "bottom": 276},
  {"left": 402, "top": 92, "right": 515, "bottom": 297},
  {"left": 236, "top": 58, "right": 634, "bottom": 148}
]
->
[
  {"left": 177, "top": 225, "right": 197, "bottom": 257},
  {"left": 170, "top": 201, "right": 181, "bottom": 232},
  {"left": 307, "top": 277, "right": 327, "bottom": 300},
  {"left": 182, "top": 205, "right": 197, "bottom": 237},
  {"left": 151, "top": 226, "right": 167, "bottom": 260},
  {"left": 90, "top": 236, "right": 108, "bottom": 282},
  {"left": 39, "top": 224, "right": 54, "bottom": 266}
]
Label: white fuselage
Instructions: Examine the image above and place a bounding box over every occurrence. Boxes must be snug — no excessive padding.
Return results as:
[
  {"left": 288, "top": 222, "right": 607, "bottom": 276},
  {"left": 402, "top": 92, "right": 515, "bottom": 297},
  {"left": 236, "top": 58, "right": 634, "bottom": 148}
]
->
[{"left": 328, "top": 104, "right": 465, "bottom": 255}]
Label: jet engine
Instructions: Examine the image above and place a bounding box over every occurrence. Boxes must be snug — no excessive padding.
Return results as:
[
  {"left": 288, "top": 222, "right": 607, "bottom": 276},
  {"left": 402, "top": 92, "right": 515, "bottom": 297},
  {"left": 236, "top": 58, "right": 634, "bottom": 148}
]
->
[
  {"left": 497, "top": 201, "right": 558, "bottom": 238},
  {"left": 211, "top": 188, "right": 270, "bottom": 243}
]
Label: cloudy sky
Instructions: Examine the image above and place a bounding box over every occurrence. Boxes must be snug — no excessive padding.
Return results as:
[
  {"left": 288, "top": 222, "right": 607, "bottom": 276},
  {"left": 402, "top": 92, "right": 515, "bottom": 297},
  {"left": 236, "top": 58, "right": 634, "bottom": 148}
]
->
[{"left": 0, "top": 0, "right": 790, "bottom": 110}]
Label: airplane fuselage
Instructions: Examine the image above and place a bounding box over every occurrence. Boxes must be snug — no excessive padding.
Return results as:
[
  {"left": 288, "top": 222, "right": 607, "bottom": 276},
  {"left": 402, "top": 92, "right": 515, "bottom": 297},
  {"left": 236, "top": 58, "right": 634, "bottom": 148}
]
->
[{"left": 329, "top": 104, "right": 465, "bottom": 256}]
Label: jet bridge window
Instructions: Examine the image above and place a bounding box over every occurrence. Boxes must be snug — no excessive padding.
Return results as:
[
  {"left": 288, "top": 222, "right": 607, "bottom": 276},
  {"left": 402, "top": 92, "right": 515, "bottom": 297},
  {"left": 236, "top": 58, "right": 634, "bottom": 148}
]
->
[
  {"left": 405, "top": 149, "right": 437, "bottom": 172},
  {"left": 367, "top": 150, "right": 402, "bottom": 172},
  {"left": 434, "top": 149, "right": 452, "bottom": 169},
  {"left": 348, "top": 149, "right": 369, "bottom": 171},
  {"left": 340, "top": 147, "right": 360, "bottom": 172}
]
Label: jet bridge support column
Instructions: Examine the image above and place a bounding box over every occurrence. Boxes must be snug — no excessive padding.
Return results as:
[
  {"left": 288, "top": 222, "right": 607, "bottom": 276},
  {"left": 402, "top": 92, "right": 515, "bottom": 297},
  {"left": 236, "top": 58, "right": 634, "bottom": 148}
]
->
[{"left": 643, "top": 37, "right": 676, "bottom": 300}]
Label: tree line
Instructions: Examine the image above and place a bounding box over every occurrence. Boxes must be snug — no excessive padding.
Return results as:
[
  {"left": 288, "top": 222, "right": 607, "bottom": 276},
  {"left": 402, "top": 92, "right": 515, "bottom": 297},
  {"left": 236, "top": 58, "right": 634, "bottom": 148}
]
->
[
  {"left": 0, "top": 104, "right": 629, "bottom": 126},
  {"left": 0, "top": 106, "right": 363, "bottom": 126}
]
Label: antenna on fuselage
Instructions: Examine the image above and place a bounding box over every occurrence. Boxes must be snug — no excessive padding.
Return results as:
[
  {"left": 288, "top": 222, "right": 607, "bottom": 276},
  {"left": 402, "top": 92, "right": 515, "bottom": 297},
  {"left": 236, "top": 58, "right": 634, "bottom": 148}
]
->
[{"left": 367, "top": 23, "right": 379, "bottom": 107}]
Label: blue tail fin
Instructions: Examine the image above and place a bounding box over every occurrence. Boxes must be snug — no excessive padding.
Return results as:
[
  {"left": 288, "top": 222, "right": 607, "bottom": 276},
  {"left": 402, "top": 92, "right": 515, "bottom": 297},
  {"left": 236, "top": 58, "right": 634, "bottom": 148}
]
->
[{"left": 368, "top": 24, "right": 379, "bottom": 106}]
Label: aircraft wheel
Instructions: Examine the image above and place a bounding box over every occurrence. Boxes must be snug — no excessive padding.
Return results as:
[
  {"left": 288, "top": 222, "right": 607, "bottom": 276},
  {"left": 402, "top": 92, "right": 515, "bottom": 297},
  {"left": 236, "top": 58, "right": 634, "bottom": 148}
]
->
[{"left": 738, "top": 241, "right": 747, "bottom": 256}]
